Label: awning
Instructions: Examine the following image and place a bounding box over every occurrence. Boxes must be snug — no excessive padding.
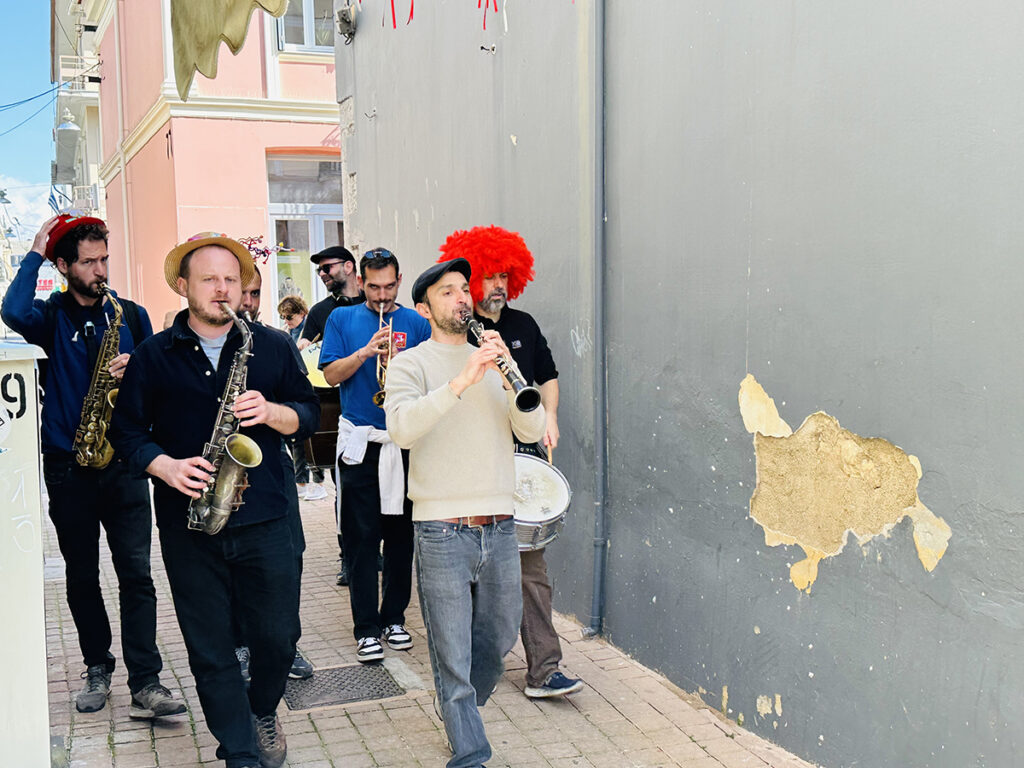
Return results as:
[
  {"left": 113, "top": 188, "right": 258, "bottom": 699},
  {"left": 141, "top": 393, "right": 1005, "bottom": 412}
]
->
[{"left": 171, "top": 0, "right": 288, "bottom": 101}]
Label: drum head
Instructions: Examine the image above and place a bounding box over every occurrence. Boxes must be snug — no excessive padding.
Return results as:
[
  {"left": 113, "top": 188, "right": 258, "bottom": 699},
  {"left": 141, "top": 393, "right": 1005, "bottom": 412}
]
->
[{"left": 513, "top": 453, "right": 571, "bottom": 522}]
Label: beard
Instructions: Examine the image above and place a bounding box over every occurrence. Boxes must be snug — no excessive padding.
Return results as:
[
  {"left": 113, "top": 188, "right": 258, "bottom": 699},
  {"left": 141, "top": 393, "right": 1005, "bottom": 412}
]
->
[
  {"left": 188, "top": 296, "right": 232, "bottom": 327},
  {"left": 434, "top": 306, "right": 471, "bottom": 336},
  {"left": 66, "top": 272, "right": 103, "bottom": 300},
  {"left": 478, "top": 291, "right": 506, "bottom": 314}
]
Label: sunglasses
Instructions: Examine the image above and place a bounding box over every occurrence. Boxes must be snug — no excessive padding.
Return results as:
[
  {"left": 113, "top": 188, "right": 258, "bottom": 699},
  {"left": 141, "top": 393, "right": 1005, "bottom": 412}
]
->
[
  {"left": 280, "top": 314, "right": 294, "bottom": 321},
  {"left": 317, "top": 261, "right": 344, "bottom": 273}
]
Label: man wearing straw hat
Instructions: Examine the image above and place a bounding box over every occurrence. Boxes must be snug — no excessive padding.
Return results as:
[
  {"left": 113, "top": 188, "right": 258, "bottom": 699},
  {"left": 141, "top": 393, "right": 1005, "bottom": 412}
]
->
[
  {"left": 439, "top": 225, "right": 583, "bottom": 699},
  {"left": 111, "top": 233, "right": 319, "bottom": 768}
]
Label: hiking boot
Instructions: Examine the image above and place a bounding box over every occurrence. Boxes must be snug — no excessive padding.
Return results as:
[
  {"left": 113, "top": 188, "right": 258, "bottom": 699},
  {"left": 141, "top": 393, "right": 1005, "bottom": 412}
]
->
[
  {"left": 356, "top": 636, "right": 384, "bottom": 663},
  {"left": 129, "top": 683, "right": 187, "bottom": 719},
  {"left": 383, "top": 624, "right": 413, "bottom": 650},
  {"left": 524, "top": 671, "right": 584, "bottom": 698},
  {"left": 75, "top": 664, "right": 112, "bottom": 713},
  {"left": 289, "top": 648, "right": 314, "bottom": 679},
  {"left": 254, "top": 713, "right": 287, "bottom": 768},
  {"left": 236, "top": 646, "right": 251, "bottom": 683}
]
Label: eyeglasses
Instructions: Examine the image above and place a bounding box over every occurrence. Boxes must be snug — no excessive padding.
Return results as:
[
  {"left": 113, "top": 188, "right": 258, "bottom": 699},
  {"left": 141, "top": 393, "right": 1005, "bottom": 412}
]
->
[
  {"left": 280, "top": 314, "right": 294, "bottom": 322},
  {"left": 317, "top": 261, "right": 343, "bottom": 273}
]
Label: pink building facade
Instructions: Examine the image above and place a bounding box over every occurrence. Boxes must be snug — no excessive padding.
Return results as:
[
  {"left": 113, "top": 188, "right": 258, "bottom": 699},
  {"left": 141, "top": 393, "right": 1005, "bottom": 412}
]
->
[{"left": 90, "top": 0, "right": 342, "bottom": 325}]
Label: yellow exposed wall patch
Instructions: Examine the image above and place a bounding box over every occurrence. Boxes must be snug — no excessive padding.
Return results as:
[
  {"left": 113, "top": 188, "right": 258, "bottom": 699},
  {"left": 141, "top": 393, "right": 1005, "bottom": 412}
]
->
[{"left": 739, "top": 374, "right": 951, "bottom": 591}]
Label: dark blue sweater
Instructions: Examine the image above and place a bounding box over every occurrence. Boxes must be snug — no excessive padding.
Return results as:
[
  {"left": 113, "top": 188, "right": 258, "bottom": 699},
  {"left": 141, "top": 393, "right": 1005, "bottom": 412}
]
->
[{"left": 0, "top": 251, "right": 153, "bottom": 455}]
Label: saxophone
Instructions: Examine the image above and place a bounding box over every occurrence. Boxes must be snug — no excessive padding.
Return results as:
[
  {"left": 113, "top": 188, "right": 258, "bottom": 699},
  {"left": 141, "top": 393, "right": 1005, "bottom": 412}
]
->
[
  {"left": 186, "top": 302, "right": 264, "bottom": 535},
  {"left": 73, "top": 284, "right": 122, "bottom": 469}
]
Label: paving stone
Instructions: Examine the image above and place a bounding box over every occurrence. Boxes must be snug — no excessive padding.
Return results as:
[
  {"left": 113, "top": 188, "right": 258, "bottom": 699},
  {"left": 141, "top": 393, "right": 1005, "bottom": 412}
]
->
[{"left": 43, "top": 489, "right": 817, "bottom": 768}]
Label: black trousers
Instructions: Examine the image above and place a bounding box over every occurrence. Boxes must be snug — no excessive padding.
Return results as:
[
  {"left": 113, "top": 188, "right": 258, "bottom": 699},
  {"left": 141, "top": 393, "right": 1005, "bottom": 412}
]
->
[
  {"left": 43, "top": 454, "right": 162, "bottom": 693},
  {"left": 338, "top": 442, "right": 413, "bottom": 640},
  {"left": 159, "top": 515, "right": 300, "bottom": 768}
]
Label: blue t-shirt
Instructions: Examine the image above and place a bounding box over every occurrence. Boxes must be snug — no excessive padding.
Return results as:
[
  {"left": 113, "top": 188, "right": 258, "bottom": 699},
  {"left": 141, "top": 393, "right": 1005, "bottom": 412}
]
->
[{"left": 319, "top": 303, "right": 430, "bottom": 429}]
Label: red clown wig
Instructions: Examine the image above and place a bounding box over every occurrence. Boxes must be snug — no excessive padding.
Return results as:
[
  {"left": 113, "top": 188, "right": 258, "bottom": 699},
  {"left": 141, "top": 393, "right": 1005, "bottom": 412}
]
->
[{"left": 438, "top": 225, "right": 535, "bottom": 305}]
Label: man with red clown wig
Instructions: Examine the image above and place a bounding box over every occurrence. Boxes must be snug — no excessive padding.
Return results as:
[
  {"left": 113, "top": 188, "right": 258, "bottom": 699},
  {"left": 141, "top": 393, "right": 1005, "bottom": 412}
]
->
[{"left": 438, "top": 225, "right": 584, "bottom": 699}]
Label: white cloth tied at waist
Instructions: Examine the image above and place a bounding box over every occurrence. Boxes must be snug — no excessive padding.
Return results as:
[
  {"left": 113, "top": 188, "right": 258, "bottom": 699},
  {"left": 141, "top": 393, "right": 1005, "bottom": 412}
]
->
[{"left": 335, "top": 417, "right": 403, "bottom": 515}]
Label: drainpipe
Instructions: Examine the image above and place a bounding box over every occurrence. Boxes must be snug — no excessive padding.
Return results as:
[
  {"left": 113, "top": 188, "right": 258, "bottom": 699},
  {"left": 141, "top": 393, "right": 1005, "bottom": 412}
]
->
[{"left": 583, "top": 0, "right": 608, "bottom": 639}]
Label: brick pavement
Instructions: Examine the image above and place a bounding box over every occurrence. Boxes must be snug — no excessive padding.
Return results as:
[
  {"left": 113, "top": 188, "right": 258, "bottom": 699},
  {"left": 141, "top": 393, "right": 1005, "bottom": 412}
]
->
[{"left": 45, "top": 481, "right": 818, "bottom": 768}]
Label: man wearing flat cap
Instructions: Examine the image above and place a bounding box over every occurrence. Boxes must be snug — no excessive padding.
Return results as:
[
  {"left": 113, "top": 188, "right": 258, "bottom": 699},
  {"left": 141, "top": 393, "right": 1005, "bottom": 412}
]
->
[
  {"left": 1, "top": 214, "right": 185, "bottom": 720},
  {"left": 110, "top": 233, "right": 319, "bottom": 768},
  {"left": 384, "top": 258, "right": 545, "bottom": 768}
]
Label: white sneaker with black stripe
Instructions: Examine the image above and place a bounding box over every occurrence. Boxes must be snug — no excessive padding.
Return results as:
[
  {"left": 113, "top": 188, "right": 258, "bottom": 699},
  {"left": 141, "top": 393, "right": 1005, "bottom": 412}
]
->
[
  {"left": 383, "top": 624, "right": 413, "bottom": 650},
  {"left": 356, "top": 636, "right": 384, "bottom": 663}
]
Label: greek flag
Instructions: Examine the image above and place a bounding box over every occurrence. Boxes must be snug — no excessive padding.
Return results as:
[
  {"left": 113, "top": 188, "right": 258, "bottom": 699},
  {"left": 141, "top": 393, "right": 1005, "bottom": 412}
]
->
[{"left": 48, "top": 188, "right": 60, "bottom": 215}]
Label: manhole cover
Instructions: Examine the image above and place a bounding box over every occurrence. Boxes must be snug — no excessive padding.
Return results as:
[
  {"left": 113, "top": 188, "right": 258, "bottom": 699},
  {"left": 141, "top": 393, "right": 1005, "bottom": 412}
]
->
[{"left": 283, "top": 664, "right": 405, "bottom": 710}]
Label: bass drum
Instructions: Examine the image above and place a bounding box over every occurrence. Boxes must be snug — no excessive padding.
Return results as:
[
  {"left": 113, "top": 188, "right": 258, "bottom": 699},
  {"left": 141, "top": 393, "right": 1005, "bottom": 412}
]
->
[{"left": 513, "top": 453, "right": 571, "bottom": 552}]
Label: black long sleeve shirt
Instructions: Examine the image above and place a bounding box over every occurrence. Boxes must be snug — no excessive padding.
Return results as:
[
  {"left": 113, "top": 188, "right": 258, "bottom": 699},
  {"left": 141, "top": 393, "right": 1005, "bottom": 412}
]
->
[
  {"left": 472, "top": 305, "right": 558, "bottom": 386},
  {"left": 110, "top": 310, "right": 319, "bottom": 530}
]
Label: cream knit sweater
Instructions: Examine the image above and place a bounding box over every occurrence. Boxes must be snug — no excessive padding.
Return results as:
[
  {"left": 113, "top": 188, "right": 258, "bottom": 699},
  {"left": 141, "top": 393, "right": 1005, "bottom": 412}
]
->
[{"left": 384, "top": 339, "right": 546, "bottom": 522}]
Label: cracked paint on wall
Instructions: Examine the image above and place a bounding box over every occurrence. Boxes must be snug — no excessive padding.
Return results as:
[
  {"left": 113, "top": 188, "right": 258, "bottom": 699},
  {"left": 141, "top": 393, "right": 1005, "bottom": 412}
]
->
[{"left": 739, "top": 374, "right": 951, "bottom": 591}]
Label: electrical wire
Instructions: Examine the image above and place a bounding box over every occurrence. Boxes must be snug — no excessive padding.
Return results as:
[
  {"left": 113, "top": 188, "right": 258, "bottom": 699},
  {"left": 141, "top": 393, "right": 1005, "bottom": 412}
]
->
[
  {"left": 0, "top": 93, "right": 58, "bottom": 139},
  {"left": 0, "top": 82, "right": 62, "bottom": 112}
]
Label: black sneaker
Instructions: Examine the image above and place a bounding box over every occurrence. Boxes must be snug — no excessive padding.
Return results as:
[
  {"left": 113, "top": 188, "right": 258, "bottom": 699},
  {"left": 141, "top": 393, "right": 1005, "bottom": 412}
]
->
[
  {"left": 129, "top": 683, "right": 187, "bottom": 719},
  {"left": 336, "top": 560, "right": 349, "bottom": 586},
  {"left": 235, "top": 646, "right": 251, "bottom": 683},
  {"left": 383, "top": 624, "right": 413, "bottom": 650},
  {"left": 524, "top": 671, "right": 584, "bottom": 698},
  {"left": 75, "top": 664, "right": 112, "bottom": 713},
  {"left": 356, "top": 636, "right": 384, "bottom": 663},
  {"left": 254, "top": 713, "right": 287, "bottom": 768},
  {"left": 289, "top": 648, "right": 314, "bottom": 679}
]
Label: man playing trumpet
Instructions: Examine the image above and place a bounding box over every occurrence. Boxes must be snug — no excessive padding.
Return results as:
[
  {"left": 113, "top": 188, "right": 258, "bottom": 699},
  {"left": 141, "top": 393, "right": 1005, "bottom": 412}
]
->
[{"left": 319, "top": 248, "right": 429, "bottom": 663}]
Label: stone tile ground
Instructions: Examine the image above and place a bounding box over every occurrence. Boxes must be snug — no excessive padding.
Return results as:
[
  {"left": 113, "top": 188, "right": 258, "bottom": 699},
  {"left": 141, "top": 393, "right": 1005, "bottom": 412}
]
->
[{"left": 45, "top": 481, "right": 818, "bottom": 768}]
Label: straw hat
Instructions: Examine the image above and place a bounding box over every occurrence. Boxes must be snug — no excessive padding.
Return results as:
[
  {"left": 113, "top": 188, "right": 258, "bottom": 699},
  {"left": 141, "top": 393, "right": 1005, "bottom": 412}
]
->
[{"left": 163, "top": 232, "right": 256, "bottom": 296}]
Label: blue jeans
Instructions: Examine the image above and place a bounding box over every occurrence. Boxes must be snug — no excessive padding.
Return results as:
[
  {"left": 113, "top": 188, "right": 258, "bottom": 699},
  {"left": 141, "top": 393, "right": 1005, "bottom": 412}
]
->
[
  {"left": 158, "top": 515, "right": 300, "bottom": 768},
  {"left": 415, "top": 517, "right": 522, "bottom": 768}
]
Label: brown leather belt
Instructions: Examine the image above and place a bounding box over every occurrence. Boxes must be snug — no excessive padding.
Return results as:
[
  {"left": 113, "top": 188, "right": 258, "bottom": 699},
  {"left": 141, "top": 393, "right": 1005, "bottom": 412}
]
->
[{"left": 437, "top": 514, "right": 513, "bottom": 528}]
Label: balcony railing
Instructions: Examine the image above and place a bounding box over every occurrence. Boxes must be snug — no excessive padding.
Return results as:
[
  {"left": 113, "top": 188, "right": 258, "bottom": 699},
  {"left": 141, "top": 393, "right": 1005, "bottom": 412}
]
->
[{"left": 58, "top": 55, "right": 100, "bottom": 93}]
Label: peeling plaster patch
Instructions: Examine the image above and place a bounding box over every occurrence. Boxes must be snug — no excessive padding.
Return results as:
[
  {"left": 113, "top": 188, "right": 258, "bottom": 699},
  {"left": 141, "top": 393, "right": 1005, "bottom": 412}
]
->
[
  {"left": 775, "top": 693, "right": 782, "bottom": 716},
  {"left": 739, "top": 374, "right": 951, "bottom": 592},
  {"left": 721, "top": 685, "right": 728, "bottom": 715},
  {"left": 756, "top": 695, "right": 773, "bottom": 717}
]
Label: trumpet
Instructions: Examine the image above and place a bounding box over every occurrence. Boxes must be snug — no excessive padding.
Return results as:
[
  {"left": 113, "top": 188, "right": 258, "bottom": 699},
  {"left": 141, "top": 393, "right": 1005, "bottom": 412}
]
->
[
  {"left": 372, "top": 302, "right": 394, "bottom": 407},
  {"left": 461, "top": 310, "right": 542, "bottom": 413}
]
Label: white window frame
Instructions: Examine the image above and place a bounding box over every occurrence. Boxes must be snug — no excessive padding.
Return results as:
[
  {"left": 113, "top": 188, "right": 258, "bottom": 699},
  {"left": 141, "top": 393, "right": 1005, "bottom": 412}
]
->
[
  {"left": 276, "top": 0, "right": 334, "bottom": 52},
  {"left": 266, "top": 205, "right": 345, "bottom": 311}
]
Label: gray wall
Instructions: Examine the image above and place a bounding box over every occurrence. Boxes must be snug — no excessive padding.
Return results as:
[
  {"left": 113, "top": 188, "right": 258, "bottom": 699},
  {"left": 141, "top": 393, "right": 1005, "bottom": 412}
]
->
[{"left": 335, "top": 2, "right": 1024, "bottom": 766}]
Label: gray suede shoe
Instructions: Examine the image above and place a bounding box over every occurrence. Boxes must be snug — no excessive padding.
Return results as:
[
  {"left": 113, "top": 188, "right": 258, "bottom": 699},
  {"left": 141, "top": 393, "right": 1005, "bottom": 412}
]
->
[
  {"left": 75, "top": 665, "right": 111, "bottom": 713},
  {"left": 129, "top": 682, "right": 187, "bottom": 719}
]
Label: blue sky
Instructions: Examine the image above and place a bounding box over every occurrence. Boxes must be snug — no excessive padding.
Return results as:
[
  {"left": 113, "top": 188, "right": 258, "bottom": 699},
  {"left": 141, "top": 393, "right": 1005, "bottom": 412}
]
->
[{"left": 1, "top": 2, "right": 59, "bottom": 239}]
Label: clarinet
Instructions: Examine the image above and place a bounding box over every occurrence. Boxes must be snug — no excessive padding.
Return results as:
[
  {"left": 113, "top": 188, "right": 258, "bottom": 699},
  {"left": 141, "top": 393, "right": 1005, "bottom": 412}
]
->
[{"left": 462, "top": 310, "right": 541, "bottom": 413}]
